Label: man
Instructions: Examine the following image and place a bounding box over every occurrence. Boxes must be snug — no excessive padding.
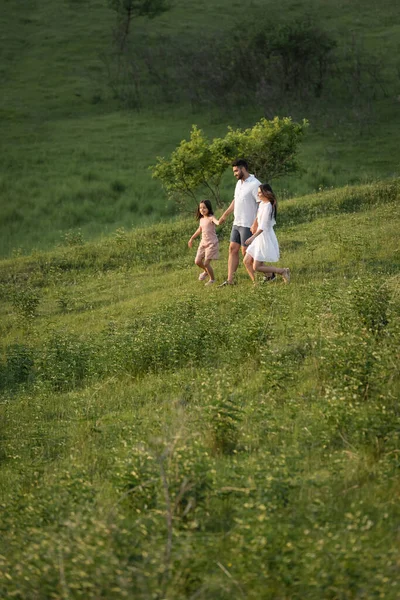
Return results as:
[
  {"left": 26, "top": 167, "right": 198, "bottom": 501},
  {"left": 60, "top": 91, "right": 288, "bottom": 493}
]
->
[{"left": 218, "top": 159, "right": 261, "bottom": 286}]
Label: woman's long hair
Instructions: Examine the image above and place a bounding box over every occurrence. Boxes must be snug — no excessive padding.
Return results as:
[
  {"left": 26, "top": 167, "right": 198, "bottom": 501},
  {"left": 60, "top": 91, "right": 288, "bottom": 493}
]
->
[
  {"left": 259, "top": 184, "right": 277, "bottom": 220},
  {"left": 196, "top": 199, "right": 214, "bottom": 220}
]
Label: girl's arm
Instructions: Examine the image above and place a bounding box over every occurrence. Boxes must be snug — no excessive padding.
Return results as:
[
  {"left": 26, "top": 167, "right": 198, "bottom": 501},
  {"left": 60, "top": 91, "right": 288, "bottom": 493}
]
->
[
  {"left": 188, "top": 227, "right": 201, "bottom": 248},
  {"left": 211, "top": 216, "right": 220, "bottom": 226}
]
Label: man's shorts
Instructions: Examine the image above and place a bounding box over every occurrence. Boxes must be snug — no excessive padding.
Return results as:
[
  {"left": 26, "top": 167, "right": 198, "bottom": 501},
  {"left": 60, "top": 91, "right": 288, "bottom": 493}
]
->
[{"left": 230, "top": 225, "right": 253, "bottom": 246}]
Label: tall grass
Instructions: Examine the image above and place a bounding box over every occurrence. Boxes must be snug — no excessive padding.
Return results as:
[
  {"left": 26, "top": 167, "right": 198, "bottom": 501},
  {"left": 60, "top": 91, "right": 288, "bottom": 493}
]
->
[
  {"left": 0, "top": 181, "right": 399, "bottom": 598},
  {"left": 1, "top": 0, "right": 399, "bottom": 256}
]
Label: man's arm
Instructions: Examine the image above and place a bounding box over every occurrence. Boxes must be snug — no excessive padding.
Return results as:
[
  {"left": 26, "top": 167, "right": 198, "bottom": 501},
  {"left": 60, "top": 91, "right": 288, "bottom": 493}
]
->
[{"left": 218, "top": 200, "right": 234, "bottom": 224}]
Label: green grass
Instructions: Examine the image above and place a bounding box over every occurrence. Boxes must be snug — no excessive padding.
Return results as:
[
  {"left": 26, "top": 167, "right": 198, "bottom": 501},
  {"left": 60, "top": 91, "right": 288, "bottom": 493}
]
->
[
  {"left": 1, "top": 0, "right": 400, "bottom": 256},
  {"left": 1, "top": 1, "right": 400, "bottom": 594},
  {"left": 1, "top": 181, "right": 399, "bottom": 598}
]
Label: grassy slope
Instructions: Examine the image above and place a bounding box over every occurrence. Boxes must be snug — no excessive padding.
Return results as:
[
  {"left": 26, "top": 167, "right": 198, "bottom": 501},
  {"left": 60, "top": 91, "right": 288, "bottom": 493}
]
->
[
  {"left": 1, "top": 1, "right": 399, "bottom": 595},
  {"left": 1, "top": 0, "right": 400, "bottom": 256},
  {"left": 0, "top": 181, "right": 399, "bottom": 598}
]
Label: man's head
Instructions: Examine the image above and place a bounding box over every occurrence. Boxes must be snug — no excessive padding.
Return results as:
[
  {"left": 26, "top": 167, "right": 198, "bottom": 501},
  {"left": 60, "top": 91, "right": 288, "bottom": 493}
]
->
[{"left": 232, "top": 158, "right": 249, "bottom": 181}]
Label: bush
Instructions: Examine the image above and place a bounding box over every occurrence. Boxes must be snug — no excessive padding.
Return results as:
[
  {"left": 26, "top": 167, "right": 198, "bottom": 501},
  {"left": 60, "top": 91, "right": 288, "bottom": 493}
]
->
[
  {"left": 1, "top": 343, "right": 35, "bottom": 389},
  {"left": 11, "top": 284, "right": 41, "bottom": 319},
  {"left": 38, "top": 332, "right": 93, "bottom": 391},
  {"left": 152, "top": 117, "right": 308, "bottom": 210}
]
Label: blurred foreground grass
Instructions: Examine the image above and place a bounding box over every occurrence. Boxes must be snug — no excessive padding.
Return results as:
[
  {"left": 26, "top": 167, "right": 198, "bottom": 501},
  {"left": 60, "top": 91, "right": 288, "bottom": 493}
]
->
[{"left": 0, "top": 180, "right": 399, "bottom": 598}]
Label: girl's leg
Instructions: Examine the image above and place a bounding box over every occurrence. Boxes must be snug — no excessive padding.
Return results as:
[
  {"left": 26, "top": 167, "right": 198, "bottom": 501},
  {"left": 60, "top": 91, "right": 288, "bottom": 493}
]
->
[
  {"left": 204, "top": 259, "right": 215, "bottom": 282},
  {"left": 195, "top": 257, "right": 208, "bottom": 279},
  {"left": 243, "top": 254, "right": 256, "bottom": 282},
  {"left": 254, "top": 261, "right": 290, "bottom": 283}
]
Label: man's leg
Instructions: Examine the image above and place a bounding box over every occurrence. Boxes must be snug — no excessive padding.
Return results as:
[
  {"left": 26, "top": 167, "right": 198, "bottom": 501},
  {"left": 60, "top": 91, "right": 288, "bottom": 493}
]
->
[{"left": 227, "top": 242, "right": 241, "bottom": 283}]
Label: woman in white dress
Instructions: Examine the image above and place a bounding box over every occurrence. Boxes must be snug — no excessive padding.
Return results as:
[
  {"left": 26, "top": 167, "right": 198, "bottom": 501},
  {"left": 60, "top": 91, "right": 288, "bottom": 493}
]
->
[{"left": 243, "top": 184, "right": 290, "bottom": 283}]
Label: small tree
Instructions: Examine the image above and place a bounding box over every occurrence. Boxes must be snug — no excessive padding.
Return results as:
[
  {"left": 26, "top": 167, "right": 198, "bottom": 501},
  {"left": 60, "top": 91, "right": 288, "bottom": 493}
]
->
[
  {"left": 151, "top": 117, "right": 308, "bottom": 209},
  {"left": 151, "top": 126, "right": 230, "bottom": 208},
  {"left": 109, "top": 0, "right": 170, "bottom": 51},
  {"left": 238, "top": 117, "right": 308, "bottom": 181}
]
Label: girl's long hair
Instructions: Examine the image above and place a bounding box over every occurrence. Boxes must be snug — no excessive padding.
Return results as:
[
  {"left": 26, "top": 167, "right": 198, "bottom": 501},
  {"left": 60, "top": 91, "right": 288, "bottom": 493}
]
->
[
  {"left": 259, "top": 184, "right": 277, "bottom": 220},
  {"left": 196, "top": 199, "right": 214, "bottom": 220}
]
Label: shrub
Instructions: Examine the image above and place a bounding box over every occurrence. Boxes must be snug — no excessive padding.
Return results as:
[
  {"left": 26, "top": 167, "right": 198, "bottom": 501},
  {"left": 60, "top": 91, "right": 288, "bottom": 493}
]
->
[
  {"left": 11, "top": 285, "right": 41, "bottom": 319},
  {"left": 38, "top": 332, "right": 93, "bottom": 391},
  {"left": 1, "top": 343, "right": 35, "bottom": 389},
  {"left": 152, "top": 117, "right": 308, "bottom": 210}
]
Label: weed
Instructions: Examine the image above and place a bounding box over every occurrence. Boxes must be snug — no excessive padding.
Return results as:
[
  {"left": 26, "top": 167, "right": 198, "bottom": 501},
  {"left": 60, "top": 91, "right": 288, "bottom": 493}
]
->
[
  {"left": 11, "top": 284, "right": 41, "bottom": 319},
  {"left": 61, "top": 229, "right": 84, "bottom": 247}
]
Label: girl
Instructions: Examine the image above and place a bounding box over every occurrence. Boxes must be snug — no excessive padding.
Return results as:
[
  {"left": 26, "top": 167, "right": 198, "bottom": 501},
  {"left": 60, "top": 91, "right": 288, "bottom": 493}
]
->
[
  {"left": 243, "top": 184, "right": 290, "bottom": 284},
  {"left": 188, "top": 200, "right": 220, "bottom": 285}
]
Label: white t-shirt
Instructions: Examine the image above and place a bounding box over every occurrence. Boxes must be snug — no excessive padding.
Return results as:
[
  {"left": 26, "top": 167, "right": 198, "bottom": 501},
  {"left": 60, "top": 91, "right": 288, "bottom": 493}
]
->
[{"left": 233, "top": 174, "right": 261, "bottom": 228}]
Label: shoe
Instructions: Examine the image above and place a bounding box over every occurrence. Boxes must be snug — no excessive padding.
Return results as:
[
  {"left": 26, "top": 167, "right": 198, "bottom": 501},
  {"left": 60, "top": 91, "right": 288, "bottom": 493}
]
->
[
  {"left": 198, "top": 272, "right": 208, "bottom": 281},
  {"left": 205, "top": 280, "right": 215, "bottom": 286},
  {"left": 282, "top": 268, "right": 291, "bottom": 284},
  {"left": 218, "top": 280, "right": 234, "bottom": 287},
  {"left": 263, "top": 273, "right": 276, "bottom": 283}
]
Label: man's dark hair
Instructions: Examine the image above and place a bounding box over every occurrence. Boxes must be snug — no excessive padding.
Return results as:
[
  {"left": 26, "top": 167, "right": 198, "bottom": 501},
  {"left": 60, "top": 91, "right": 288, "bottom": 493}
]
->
[{"left": 232, "top": 159, "right": 249, "bottom": 170}]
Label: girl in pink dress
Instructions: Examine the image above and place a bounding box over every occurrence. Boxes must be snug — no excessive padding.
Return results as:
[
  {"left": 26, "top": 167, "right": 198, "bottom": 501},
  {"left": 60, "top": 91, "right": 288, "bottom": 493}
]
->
[
  {"left": 244, "top": 185, "right": 290, "bottom": 284},
  {"left": 188, "top": 200, "right": 220, "bottom": 285}
]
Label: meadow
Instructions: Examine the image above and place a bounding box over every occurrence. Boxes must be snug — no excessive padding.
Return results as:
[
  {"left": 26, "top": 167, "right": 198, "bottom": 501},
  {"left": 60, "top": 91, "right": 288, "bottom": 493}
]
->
[
  {"left": 1, "top": 0, "right": 399, "bottom": 256},
  {"left": 1, "top": 180, "right": 399, "bottom": 598},
  {"left": 1, "top": 0, "right": 400, "bottom": 597}
]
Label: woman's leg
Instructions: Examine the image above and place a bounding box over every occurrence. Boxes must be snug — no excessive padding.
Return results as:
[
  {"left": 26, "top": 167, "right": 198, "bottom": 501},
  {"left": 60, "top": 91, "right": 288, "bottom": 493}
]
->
[
  {"left": 254, "top": 261, "right": 290, "bottom": 282},
  {"left": 243, "top": 254, "right": 256, "bottom": 282}
]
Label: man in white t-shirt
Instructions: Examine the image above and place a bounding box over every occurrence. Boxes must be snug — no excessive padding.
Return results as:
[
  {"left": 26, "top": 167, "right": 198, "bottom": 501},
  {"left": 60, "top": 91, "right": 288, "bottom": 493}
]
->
[{"left": 218, "top": 159, "right": 261, "bottom": 286}]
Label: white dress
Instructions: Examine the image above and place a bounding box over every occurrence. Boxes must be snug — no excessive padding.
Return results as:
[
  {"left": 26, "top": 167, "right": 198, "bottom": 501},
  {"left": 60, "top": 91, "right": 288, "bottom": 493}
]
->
[{"left": 246, "top": 201, "right": 280, "bottom": 262}]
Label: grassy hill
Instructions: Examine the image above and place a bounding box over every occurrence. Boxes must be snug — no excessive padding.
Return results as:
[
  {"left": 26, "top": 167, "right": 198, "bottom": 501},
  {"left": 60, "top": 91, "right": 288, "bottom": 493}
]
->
[
  {"left": 1, "top": 180, "right": 399, "bottom": 598},
  {"left": 1, "top": 0, "right": 400, "bottom": 256},
  {"left": 1, "top": 0, "right": 400, "bottom": 596}
]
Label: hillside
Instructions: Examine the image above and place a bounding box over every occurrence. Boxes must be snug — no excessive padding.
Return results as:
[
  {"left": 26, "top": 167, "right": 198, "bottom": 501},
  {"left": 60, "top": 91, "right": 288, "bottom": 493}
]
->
[
  {"left": 1, "top": 0, "right": 400, "bottom": 256},
  {"left": 1, "top": 181, "right": 399, "bottom": 598}
]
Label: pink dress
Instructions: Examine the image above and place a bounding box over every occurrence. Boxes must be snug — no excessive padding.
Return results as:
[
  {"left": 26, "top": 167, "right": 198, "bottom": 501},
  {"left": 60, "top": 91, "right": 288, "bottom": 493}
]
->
[{"left": 195, "top": 216, "right": 219, "bottom": 261}]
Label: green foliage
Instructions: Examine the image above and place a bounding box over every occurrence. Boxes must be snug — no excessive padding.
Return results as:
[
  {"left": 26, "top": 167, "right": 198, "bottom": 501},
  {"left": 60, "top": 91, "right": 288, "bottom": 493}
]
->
[
  {"left": 208, "top": 391, "right": 242, "bottom": 455},
  {"left": 152, "top": 117, "right": 308, "bottom": 209},
  {"left": 0, "top": 186, "right": 399, "bottom": 598},
  {"left": 267, "top": 19, "right": 337, "bottom": 97},
  {"left": 11, "top": 284, "right": 41, "bottom": 319},
  {"left": 1, "top": 0, "right": 400, "bottom": 590},
  {"left": 0, "top": 343, "right": 35, "bottom": 390},
  {"left": 350, "top": 277, "right": 390, "bottom": 336},
  {"left": 61, "top": 229, "right": 85, "bottom": 247},
  {"left": 228, "top": 116, "right": 309, "bottom": 181},
  {"left": 108, "top": 0, "right": 170, "bottom": 19},
  {"left": 108, "top": 0, "right": 170, "bottom": 52},
  {"left": 38, "top": 332, "right": 94, "bottom": 392},
  {"left": 151, "top": 125, "right": 221, "bottom": 208}
]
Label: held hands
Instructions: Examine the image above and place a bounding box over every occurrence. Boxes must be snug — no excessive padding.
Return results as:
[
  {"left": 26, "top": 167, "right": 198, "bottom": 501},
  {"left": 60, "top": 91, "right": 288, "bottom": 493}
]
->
[
  {"left": 245, "top": 235, "right": 255, "bottom": 246},
  {"left": 188, "top": 239, "right": 193, "bottom": 248}
]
